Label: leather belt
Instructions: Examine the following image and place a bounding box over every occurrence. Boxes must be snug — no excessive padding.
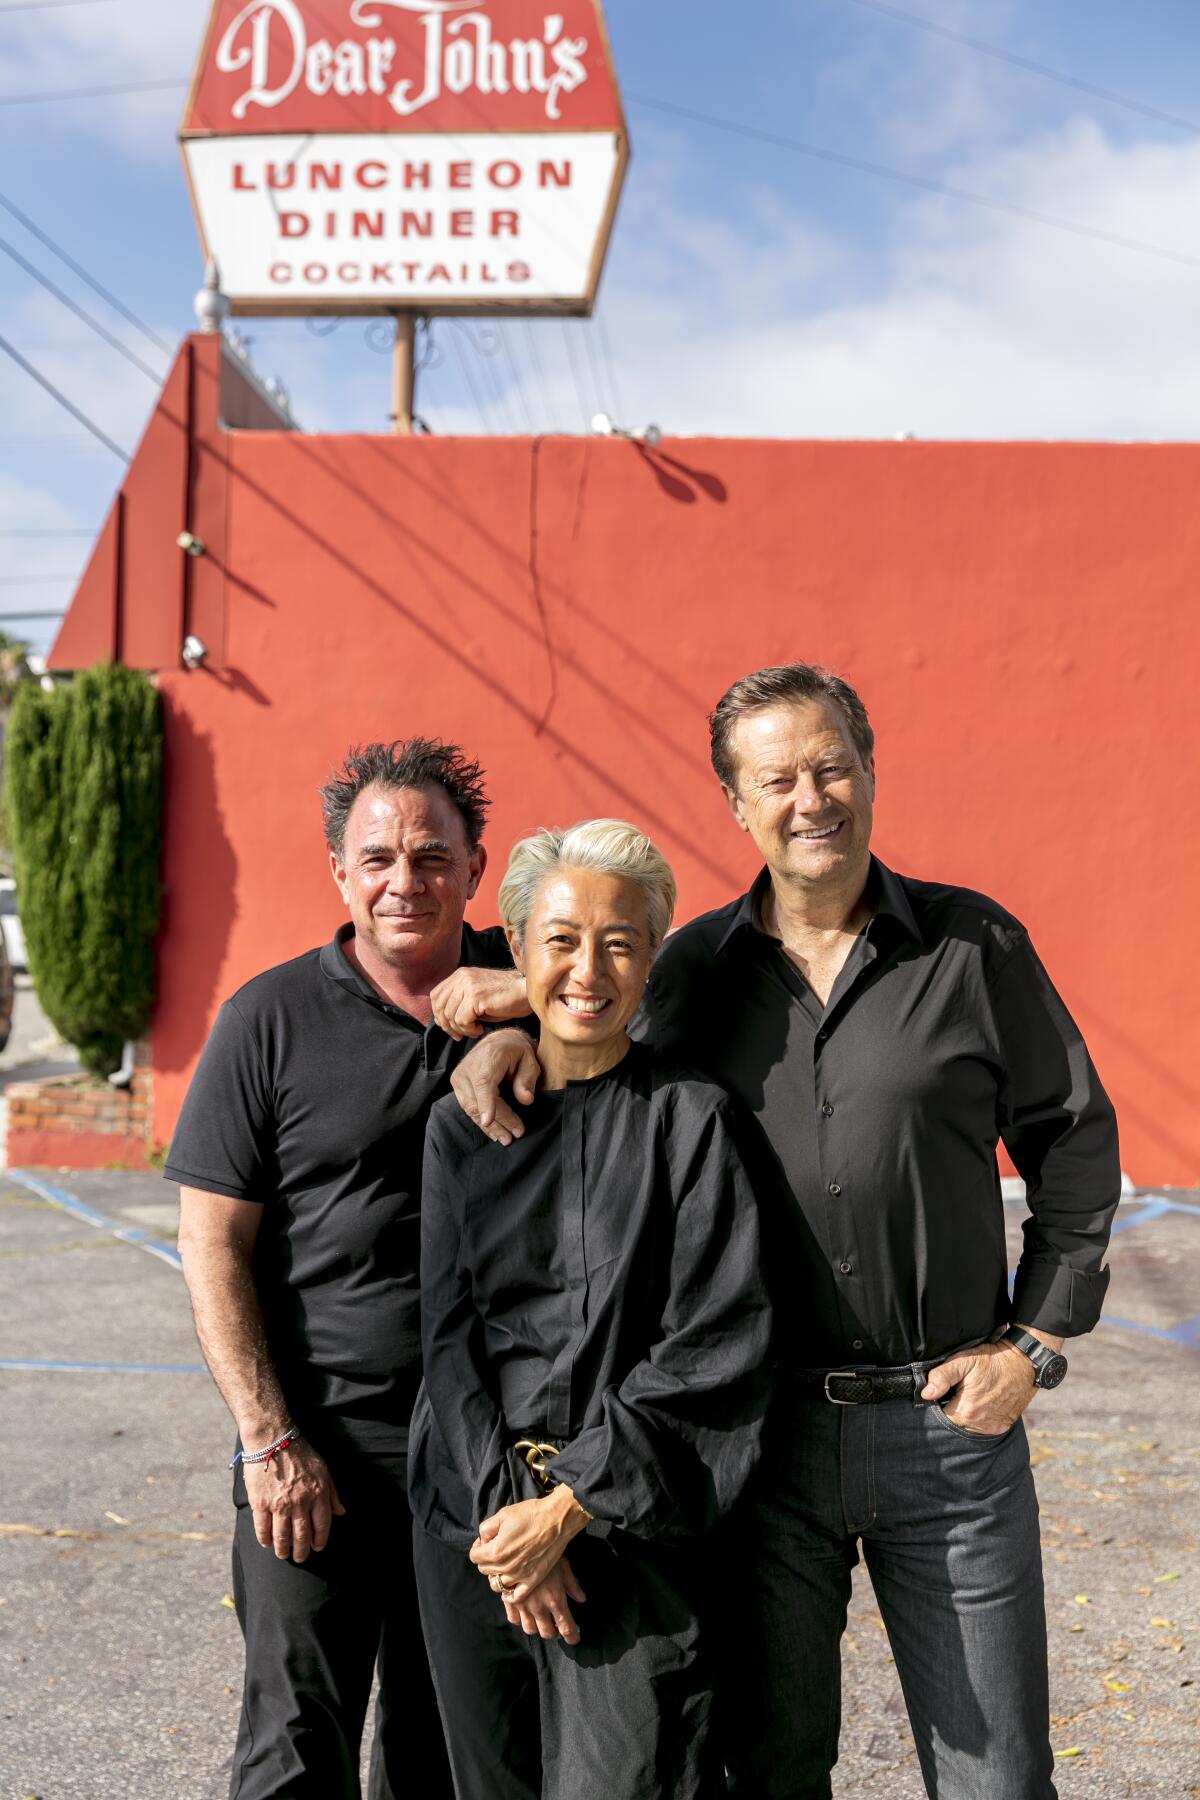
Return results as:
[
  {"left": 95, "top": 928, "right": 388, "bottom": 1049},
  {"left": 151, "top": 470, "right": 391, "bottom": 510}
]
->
[{"left": 793, "top": 1365, "right": 934, "bottom": 1406}]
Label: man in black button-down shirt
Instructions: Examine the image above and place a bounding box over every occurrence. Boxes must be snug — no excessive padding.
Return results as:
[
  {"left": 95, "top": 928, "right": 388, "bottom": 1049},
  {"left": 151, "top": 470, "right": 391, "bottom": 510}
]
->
[{"left": 445, "top": 663, "right": 1120, "bottom": 1800}]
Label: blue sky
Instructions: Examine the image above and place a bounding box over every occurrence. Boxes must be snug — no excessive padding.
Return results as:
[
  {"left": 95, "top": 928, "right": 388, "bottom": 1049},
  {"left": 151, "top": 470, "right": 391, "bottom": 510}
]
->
[{"left": 3, "top": 0, "right": 1200, "bottom": 654}]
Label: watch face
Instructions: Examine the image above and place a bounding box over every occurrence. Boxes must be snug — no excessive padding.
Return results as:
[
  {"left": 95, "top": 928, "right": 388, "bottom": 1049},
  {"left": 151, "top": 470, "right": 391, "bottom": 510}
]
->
[{"left": 1039, "top": 1354, "right": 1069, "bottom": 1389}]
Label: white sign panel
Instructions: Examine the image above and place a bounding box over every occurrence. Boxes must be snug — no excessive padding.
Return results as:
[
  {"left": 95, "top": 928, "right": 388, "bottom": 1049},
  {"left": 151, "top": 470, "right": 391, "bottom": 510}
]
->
[{"left": 184, "top": 132, "right": 621, "bottom": 308}]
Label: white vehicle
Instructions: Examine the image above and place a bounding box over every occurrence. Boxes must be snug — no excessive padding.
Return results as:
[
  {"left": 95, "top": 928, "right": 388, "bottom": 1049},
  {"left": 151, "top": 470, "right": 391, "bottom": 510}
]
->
[{"left": 0, "top": 877, "right": 27, "bottom": 971}]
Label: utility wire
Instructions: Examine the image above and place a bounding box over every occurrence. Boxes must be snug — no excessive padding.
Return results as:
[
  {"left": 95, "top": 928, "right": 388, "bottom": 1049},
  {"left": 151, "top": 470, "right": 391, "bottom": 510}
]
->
[
  {"left": 500, "top": 326, "right": 535, "bottom": 434},
  {"left": 0, "top": 572, "right": 78, "bottom": 584},
  {"left": 465, "top": 326, "right": 517, "bottom": 432},
  {"left": 0, "top": 608, "right": 66, "bottom": 620},
  {"left": 9, "top": 64, "right": 1198, "bottom": 281},
  {"left": 0, "top": 190, "right": 173, "bottom": 355},
  {"left": 841, "top": 0, "right": 1200, "bottom": 137},
  {"left": 560, "top": 320, "right": 591, "bottom": 431},
  {"left": 520, "top": 321, "right": 556, "bottom": 433},
  {"left": 0, "top": 0, "right": 118, "bottom": 11},
  {"left": 0, "top": 528, "right": 95, "bottom": 536},
  {"left": 0, "top": 233, "right": 165, "bottom": 382},
  {"left": 448, "top": 326, "right": 491, "bottom": 433},
  {"left": 581, "top": 317, "right": 609, "bottom": 421},
  {"left": 595, "top": 305, "right": 625, "bottom": 427},
  {"left": 627, "top": 93, "right": 1200, "bottom": 273},
  {"left": 0, "top": 75, "right": 186, "bottom": 106},
  {"left": 0, "top": 331, "right": 130, "bottom": 462}
]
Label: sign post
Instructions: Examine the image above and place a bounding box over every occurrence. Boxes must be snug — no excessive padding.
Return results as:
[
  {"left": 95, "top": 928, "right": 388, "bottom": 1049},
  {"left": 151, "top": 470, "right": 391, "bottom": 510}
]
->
[
  {"left": 392, "top": 312, "right": 415, "bottom": 432},
  {"left": 180, "top": 1, "right": 629, "bottom": 323}
]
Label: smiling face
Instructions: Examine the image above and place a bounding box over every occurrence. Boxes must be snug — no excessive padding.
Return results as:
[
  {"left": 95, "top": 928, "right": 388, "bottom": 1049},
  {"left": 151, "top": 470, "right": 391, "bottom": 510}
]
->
[
  {"left": 509, "top": 866, "right": 653, "bottom": 1080},
  {"left": 723, "top": 700, "right": 875, "bottom": 893},
  {"left": 330, "top": 782, "right": 485, "bottom": 979}
]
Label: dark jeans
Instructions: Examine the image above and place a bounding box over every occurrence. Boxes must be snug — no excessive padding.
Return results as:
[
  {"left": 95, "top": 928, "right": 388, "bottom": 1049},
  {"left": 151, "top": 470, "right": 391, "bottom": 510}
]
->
[
  {"left": 229, "top": 1435, "right": 453, "bottom": 1800},
  {"left": 413, "top": 1523, "right": 726, "bottom": 1800},
  {"left": 719, "top": 1391, "right": 1057, "bottom": 1800}
]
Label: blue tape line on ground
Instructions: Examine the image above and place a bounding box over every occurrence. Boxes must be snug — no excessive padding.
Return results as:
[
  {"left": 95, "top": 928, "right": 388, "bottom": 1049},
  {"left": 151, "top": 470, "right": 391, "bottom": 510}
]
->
[
  {"left": 6, "top": 1168, "right": 183, "bottom": 1270},
  {"left": 0, "top": 1356, "right": 206, "bottom": 1374},
  {"left": 1100, "top": 1313, "right": 1200, "bottom": 1348},
  {"left": 1108, "top": 1198, "right": 1173, "bottom": 1237}
]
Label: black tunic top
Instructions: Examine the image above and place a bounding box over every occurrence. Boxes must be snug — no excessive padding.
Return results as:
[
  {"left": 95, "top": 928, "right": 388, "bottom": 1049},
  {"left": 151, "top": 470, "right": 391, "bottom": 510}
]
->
[
  {"left": 164, "top": 921, "right": 512, "bottom": 1437},
  {"left": 634, "top": 858, "right": 1121, "bottom": 1367},
  {"left": 409, "top": 1042, "right": 773, "bottom": 1548}
]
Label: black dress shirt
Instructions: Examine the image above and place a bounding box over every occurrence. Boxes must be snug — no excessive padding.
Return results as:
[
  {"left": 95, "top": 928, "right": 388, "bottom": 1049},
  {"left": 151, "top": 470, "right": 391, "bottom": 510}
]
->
[
  {"left": 165, "top": 922, "right": 512, "bottom": 1437},
  {"left": 634, "top": 859, "right": 1120, "bottom": 1367},
  {"left": 409, "top": 1042, "right": 773, "bottom": 1547}
]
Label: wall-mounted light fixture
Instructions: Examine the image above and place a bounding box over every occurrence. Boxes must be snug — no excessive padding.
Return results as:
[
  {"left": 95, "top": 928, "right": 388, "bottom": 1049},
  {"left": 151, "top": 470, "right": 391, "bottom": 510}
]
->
[
  {"left": 591, "top": 411, "right": 663, "bottom": 448},
  {"left": 182, "top": 634, "right": 209, "bottom": 670},
  {"left": 177, "top": 530, "right": 206, "bottom": 557}
]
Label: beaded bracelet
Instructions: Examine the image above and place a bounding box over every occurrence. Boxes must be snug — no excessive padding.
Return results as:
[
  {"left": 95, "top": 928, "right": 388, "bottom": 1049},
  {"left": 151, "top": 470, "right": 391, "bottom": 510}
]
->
[{"left": 228, "top": 1426, "right": 301, "bottom": 1471}]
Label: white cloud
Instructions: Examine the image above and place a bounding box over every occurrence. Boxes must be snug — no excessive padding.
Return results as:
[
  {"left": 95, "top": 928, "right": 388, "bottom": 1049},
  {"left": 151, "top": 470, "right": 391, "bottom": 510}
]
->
[
  {"left": 0, "top": 0, "right": 206, "bottom": 153},
  {"left": 595, "top": 118, "right": 1200, "bottom": 440},
  {"left": 818, "top": 0, "right": 1028, "bottom": 166}
]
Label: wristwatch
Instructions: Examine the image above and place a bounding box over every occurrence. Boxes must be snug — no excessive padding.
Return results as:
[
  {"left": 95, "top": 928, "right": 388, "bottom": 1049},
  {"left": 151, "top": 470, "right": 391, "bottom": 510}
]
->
[{"left": 1000, "top": 1326, "right": 1069, "bottom": 1389}]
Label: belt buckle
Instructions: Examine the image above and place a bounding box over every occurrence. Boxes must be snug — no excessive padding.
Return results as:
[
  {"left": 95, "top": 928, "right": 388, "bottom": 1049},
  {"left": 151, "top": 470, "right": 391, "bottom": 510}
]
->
[
  {"left": 514, "top": 1438, "right": 561, "bottom": 1488},
  {"left": 823, "top": 1370, "right": 862, "bottom": 1405}
]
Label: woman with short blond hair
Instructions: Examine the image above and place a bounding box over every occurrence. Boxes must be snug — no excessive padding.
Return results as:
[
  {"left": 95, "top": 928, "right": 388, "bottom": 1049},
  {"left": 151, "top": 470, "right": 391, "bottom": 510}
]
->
[{"left": 409, "top": 819, "right": 772, "bottom": 1800}]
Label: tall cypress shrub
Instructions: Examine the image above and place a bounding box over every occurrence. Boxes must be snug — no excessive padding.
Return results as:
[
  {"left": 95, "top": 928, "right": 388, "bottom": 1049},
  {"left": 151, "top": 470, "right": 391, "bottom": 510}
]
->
[{"left": 6, "top": 664, "right": 163, "bottom": 1078}]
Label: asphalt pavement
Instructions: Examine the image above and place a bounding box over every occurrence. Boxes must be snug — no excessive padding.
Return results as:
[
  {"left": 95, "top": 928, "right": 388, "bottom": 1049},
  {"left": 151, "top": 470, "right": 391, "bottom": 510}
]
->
[{"left": 1, "top": 1163, "right": 1196, "bottom": 1799}]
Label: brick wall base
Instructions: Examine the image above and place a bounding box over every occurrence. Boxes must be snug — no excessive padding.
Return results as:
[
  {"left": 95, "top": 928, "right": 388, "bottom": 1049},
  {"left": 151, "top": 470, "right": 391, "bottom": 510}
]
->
[{"left": 6, "top": 1040, "right": 154, "bottom": 1171}]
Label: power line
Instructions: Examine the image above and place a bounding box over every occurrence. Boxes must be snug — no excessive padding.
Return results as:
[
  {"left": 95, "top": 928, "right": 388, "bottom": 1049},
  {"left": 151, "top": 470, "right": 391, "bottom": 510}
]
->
[
  {"left": 0, "top": 232, "right": 165, "bottom": 383},
  {"left": 560, "top": 320, "right": 591, "bottom": 430},
  {"left": 0, "top": 573, "right": 78, "bottom": 584},
  {"left": 476, "top": 329, "right": 519, "bottom": 433},
  {"left": 448, "top": 325, "right": 491, "bottom": 433},
  {"left": 520, "top": 321, "right": 556, "bottom": 432},
  {"left": 0, "top": 609, "right": 66, "bottom": 620},
  {"left": 0, "top": 190, "right": 173, "bottom": 355},
  {"left": 499, "top": 326, "right": 534, "bottom": 434},
  {"left": 596, "top": 305, "right": 626, "bottom": 427},
  {"left": 0, "top": 438, "right": 111, "bottom": 451},
  {"left": 0, "top": 331, "right": 130, "bottom": 462},
  {"left": 0, "top": 76, "right": 187, "bottom": 106},
  {"left": 580, "top": 316, "right": 609, "bottom": 420},
  {"left": 0, "top": 0, "right": 118, "bottom": 11},
  {"left": 841, "top": 0, "right": 1200, "bottom": 137},
  {"left": 627, "top": 93, "right": 1200, "bottom": 273},
  {"left": 5, "top": 68, "right": 1195, "bottom": 282}
]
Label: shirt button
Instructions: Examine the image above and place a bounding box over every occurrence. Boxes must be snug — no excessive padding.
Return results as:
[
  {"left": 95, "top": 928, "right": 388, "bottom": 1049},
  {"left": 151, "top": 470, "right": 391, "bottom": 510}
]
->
[
  {"left": 828, "top": 1182, "right": 842, "bottom": 1196},
  {"left": 821, "top": 1102, "right": 834, "bottom": 1117},
  {"left": 839, "top": 1261, "right": 852, "bottom": 1275},
  {"left": 816, "top": 1029, "right": 827, "bottom": 1043},
  {"left": 852, "top": 1338, "right": 865, "bottom": 1351}
]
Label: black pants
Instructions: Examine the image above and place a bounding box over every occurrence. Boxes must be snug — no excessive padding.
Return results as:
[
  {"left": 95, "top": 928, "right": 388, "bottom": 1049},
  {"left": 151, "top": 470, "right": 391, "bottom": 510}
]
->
[
  {"left": 413, "top": 1523, "right": 726, "bottom": 1800},
  {"left": 718, "top": 1392, "right": 1057, "bottom": 1800},
  {"left": 229, "top": 1435, "right": 453, "bottom": 1800}
]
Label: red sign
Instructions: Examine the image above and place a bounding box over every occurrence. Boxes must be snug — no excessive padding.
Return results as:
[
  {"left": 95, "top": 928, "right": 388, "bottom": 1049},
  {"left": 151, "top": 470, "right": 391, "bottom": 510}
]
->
[{"left": 184, "top": 0, "right": 622, "bottom": 137}]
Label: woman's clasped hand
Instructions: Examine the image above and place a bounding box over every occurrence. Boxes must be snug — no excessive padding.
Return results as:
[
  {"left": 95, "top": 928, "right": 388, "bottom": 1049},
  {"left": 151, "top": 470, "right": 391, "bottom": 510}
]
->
[{"left": 470, "top": 1488, "right": 592, "bottom": 1640}]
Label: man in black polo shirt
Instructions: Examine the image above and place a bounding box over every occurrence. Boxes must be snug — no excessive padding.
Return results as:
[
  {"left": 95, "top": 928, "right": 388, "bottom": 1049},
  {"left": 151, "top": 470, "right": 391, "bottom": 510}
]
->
[
  {"left": 168, "top": 739, "right": 511, "bottom": 1800},
  {"left": 443, "top": 664, "right": 1121, "bottom": 1800}
]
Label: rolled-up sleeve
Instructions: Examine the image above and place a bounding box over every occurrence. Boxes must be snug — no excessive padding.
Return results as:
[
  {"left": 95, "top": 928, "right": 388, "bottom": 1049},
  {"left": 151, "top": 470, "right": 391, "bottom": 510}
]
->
[{"left": 991, "top": 932, "right": 1121, "bottom": 1336}]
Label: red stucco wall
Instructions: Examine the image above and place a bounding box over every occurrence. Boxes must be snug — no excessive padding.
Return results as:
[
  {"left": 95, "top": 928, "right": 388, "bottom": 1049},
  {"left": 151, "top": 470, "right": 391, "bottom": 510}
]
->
[{"left": 52, "top": 342, "right": 1200, "bottom": 1181}]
